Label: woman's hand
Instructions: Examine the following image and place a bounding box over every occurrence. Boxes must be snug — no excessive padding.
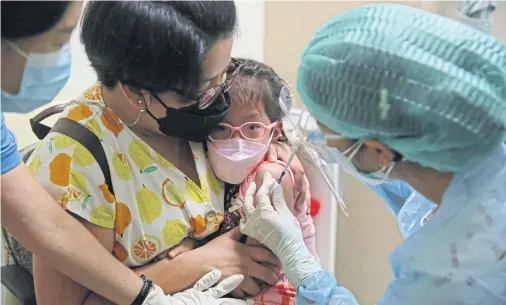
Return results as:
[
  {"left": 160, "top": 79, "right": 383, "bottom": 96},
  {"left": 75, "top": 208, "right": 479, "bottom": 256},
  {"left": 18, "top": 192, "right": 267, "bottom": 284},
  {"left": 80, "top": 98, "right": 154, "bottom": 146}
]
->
[
  {"left": 180, "top": 227, "right": 281, "bottom": 299},
  {"left": 267, "top": 141, "right": 310, "bottom": 214},
  {"left": 240, "top": 173, "right": 322, "bottom": 287}
]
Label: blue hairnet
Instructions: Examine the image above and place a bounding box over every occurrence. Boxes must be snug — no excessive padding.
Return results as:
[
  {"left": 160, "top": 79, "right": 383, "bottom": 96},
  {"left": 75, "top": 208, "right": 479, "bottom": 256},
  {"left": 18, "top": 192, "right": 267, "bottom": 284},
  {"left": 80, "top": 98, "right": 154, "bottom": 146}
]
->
[{"left": 298, "top": 4, "right": 506, "bottom": 172}]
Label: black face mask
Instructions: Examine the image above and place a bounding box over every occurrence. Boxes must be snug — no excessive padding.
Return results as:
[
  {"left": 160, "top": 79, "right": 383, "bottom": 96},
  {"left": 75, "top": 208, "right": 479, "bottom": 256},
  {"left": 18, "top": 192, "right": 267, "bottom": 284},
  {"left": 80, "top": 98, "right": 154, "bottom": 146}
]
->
[{"left": 146, "top": 92, "right": 230, "bottom": 142}]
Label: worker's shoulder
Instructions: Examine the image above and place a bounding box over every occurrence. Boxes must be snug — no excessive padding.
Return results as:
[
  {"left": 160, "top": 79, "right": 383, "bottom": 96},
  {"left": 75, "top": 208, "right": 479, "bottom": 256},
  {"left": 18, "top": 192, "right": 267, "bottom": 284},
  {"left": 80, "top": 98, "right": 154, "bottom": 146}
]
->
[{"left": 1, "top": 113, "right": 22, "bottom": 174}]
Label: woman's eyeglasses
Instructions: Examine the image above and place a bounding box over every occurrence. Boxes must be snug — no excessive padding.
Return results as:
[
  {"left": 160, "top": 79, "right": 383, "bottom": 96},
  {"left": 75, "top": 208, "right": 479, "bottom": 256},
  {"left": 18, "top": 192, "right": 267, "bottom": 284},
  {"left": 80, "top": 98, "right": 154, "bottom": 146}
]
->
[
  {"left": 174, "top": 58, "right": 243, "bottom": 110},
  {"left": 208, "top": 122, "right": 278, "bottom": 141}
]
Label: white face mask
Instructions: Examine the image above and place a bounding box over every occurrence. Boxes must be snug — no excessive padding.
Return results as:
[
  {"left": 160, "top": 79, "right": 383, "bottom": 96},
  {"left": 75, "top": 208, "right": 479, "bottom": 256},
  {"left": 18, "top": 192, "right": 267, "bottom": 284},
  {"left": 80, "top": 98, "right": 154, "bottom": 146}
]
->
[{"left": 323, "top": 135, "right": 397, "bottom": 185}]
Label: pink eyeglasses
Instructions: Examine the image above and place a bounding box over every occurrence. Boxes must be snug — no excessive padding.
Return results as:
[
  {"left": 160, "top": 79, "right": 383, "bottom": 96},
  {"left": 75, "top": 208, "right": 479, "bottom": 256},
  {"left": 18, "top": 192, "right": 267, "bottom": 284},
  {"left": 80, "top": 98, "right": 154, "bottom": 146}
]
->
[{"left": 209, "top": 122, "right": 278, "bottom": 141}]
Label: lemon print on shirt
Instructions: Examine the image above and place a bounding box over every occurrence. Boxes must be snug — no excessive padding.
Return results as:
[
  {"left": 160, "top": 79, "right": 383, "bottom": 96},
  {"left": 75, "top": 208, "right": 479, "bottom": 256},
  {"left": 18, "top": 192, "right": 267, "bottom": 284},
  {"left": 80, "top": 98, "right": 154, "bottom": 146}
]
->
[
  {"left": 28, "top": 155, "right": 42, "bottom": 175},
  {"left": 162, "top": 178, "right": 186, "bottom": 208},
  {"left": 156, "top": 152, "right": 175, "bottom": 168},
  {"left": 90, "top": 205, "right": 115, "bottom": 228},
  {"left": 50, "top": 134, "right": 76, "bottom": 153},
  {"left": 112, "top": 151, "right": 132, "bottom": 180},
  {"left": 163, "top": 219, "right": 188, "bottom": 247},
  {"left": 70, "top": 169, "right": 91, "bottom": 208},
  {"left": 136, "top": 185, "right": 162, "bottom": 224},
  {"left": 72, "top": 143, "right": 95, "bottom": 166},
  {"left": 129, "top": 140, "right": 158, "bottom": 173},
  {"left": 86, "top": 119, "right": 103, "bottom": 141},
  {"left": 206, "top": 163, "right": 222, "bottom": 197},
  {"left": 185, "top": 177, "right": 209, "bottom": 204}
]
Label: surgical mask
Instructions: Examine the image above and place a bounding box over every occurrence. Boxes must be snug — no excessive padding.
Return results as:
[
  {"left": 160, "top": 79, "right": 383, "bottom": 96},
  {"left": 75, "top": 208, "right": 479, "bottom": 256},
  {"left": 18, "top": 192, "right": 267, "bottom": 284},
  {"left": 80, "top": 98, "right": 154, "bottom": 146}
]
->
[
  {"left": 207, "top": 133, "right": 273, "bottom": 184},
  {"left": 324, "top": 135, "right": 397, "bottom": 185},
  {"left": 146, "top": 92, "right": 230, "bottom": 142},
  {"left": 2, "top": 41, "right": 72, "bottom": 113}
]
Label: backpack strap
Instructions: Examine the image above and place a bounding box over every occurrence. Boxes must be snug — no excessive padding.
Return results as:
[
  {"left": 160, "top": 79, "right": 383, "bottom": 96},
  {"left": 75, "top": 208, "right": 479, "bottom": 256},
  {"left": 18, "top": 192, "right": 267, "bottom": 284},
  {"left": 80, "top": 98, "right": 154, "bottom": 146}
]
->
[
  {"left": 51, "top": 118, "right": 114, "bottom": 195},
  {"left": 29, "top": 104, "right": 67, "bottom": 140}
]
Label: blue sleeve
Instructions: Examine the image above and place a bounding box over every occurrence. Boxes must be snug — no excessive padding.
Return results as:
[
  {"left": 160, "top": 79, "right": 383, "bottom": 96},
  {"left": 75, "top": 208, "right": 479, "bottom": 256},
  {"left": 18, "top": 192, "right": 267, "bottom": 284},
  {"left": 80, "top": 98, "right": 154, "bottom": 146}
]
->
[
  {"left": 368, "top": 181, "right": 414, "bottom": 216},
  {"left": 1, "top": 113, "right": 22, "bottom": 174},
  {"left": 296, "top": 271, "right": 359, "bottom": 305}
]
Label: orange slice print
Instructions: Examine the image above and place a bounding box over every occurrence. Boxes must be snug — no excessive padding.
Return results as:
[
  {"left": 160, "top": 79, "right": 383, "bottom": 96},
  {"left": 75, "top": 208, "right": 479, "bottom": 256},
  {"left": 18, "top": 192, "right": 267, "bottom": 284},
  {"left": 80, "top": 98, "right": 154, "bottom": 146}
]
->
[
  {"left": 99, "top": 183, "right": 116, "bottom": 203},
  {"left": 213, "top": 212, "right": 224, "bottom": 232},
  {"left": 49, "top": 153, "right": 72, "bottom": 187},
  {"left": 67, "top": 105, "right": 93, "bottom": 122},
  {"left": 161, "top": 178, "right": 186, "bottom": 208},
  {"left": 58, "top": 192, "right": 70, "bottom": 210},
  {"left": 101, "top": 107, "right": 123, "bottom": 137},
  {"left": 83, "top": 83, "right": 103, "bottom": 101},
  {"left": 67, "top": 188, "right": 82, "bottom": 201},
  {"left": 189, "top": 215, "right": 207, "bottom": 236},
  {"left": 113, "top": 242, "right": 128, "bottom": 262},
  {"left": 115, "top": 202, "right": 132, "bottom": 237},
  {"left": 131, "top": 235, "right": 161, "bottom": 263}
]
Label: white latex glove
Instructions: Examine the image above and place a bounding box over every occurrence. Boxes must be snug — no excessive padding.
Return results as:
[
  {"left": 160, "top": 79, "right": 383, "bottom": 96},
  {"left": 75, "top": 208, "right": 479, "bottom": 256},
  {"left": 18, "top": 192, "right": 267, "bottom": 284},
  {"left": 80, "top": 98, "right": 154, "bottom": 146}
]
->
[
  {"left": 239, "top": 172, "right": 322, "bottom": 287},
  {"left": 143, "top": 270, "right": 248, "bottom": 305}
]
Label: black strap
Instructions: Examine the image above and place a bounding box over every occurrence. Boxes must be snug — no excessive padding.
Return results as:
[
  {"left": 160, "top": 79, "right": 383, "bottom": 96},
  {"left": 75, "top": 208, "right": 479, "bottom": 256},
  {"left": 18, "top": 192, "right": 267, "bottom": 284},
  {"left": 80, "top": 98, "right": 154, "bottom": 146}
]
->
[
  {"left": 51, "top": 118, "right": 114, "bottom": 195},
  {"left": 131, "top": 275, "right": 154, "bottom": 305},
  {"left": 29, "top": 104, "right": 67, "bottom": 140}
]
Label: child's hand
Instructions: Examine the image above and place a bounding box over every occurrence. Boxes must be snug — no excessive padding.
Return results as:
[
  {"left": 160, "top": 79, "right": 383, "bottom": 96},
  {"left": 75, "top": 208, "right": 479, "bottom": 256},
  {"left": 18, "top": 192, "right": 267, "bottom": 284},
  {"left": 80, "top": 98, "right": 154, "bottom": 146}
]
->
[{"left": 165, "top": 237, "right": 200, "bottom": 259}]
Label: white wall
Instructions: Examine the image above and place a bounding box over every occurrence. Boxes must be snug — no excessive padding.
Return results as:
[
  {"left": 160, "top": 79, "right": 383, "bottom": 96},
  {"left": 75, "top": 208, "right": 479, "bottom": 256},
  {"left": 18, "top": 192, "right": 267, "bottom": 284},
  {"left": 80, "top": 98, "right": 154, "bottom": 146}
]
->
[{"left": 4, "top": 0, "right": 266, "bottom": 149}]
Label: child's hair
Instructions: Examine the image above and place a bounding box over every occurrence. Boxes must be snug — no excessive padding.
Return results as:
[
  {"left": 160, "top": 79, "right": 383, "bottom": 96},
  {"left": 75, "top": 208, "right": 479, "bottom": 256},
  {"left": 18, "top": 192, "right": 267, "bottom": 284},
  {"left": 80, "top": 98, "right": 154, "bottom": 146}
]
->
[
  {"left": 222, "top": 58, "right": 291, "bottom": 210},
  {"left": 228, "top": 58, "right": 291, "bottom": 123}
]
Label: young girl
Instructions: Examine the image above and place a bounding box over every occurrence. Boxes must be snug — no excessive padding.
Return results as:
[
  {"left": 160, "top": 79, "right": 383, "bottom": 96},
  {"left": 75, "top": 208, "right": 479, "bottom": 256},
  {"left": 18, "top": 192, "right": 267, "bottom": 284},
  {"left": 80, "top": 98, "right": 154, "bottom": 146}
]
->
[{"left": 207, "top": 59, "right": 318, "bottom": 305}]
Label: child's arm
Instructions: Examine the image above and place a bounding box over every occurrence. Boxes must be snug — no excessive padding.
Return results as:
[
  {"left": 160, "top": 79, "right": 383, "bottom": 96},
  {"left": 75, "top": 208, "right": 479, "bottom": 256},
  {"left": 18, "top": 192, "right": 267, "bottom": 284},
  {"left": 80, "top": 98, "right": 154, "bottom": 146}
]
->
[
  {"left": 254, "top": 164, "right": 317, "bottom": 258},
  {"left": 254, "top": 163, "right": 295, "bottom": 211}
]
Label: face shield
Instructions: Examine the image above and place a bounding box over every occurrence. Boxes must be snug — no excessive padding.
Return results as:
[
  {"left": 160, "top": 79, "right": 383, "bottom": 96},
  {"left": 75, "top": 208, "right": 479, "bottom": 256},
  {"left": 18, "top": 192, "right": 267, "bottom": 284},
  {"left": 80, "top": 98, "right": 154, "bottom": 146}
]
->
[{"left": 278, "top": 87, "right": 349, "bottom": 216}]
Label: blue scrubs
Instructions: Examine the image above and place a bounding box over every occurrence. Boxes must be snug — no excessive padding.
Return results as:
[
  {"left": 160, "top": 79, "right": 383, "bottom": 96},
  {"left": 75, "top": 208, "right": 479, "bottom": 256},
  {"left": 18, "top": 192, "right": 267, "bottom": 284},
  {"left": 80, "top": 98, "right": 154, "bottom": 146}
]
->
[
  {"left": 1, "top": 113, "right": 22, "bottom": 174},
  {"left": 369, "top": 182, "right": 436, "bottom": 238},
  {"left": 296, "top": 144, "right": 506, "bottom": 305}
]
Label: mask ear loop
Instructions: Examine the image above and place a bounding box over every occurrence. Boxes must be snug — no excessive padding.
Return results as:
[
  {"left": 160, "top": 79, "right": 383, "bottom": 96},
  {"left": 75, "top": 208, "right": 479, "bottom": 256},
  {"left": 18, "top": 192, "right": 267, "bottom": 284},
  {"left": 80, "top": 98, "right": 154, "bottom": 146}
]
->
[
  {"left": 5, "top": 40, "right": 28, "bottom": 58},
  {"left": 343, "top": 140, "right": 363, "bottom": 159}
]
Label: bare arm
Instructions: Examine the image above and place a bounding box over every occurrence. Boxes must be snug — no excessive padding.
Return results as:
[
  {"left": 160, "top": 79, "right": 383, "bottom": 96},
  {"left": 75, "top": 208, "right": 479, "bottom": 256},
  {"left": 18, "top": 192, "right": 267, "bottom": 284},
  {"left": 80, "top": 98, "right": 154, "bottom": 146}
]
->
[
  {"left": 1, "top": 164, "right": 142, "bottom": 305},
  {"left": 255, "top": 164, "right": 295, "bottom": 210},
  {"left": 33, "top": 219, "right": 115, "bottom": 305},
  {"left": 30, "top": 181, "right": 215, "bottom": 305},
  {"left": 243, "top": 163, "right": 295, "bottom": 250}
]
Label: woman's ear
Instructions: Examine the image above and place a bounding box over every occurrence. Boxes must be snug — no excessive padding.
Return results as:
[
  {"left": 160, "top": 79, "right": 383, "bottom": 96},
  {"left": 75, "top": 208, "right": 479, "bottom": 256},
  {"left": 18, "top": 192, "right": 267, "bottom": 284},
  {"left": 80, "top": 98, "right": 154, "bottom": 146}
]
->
[
  {"left": 363, "top": 140, "right": 395, "bottom": 167},
  {"left": 273, "top": 121, "right": 284, "bottom": 140},
  {"left": 118, "top": 83, "right": 151, "bottom": 110}
]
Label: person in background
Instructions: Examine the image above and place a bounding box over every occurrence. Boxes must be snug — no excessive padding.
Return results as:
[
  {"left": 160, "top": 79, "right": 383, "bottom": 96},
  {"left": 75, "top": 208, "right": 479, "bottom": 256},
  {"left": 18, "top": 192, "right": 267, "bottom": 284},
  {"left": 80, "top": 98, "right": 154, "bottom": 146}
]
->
[
  {"left": 239, "top": 4, "right": 506, "bottom": 305},
  {"left": 1, "top": 1, "right": 251, "bottom": 304}
]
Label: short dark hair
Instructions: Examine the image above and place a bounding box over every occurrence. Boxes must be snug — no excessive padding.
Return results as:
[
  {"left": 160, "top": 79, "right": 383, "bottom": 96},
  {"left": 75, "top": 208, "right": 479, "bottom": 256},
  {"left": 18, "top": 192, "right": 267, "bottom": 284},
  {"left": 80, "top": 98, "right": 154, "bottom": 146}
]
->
[
  {"left": 81, "top": 1, "right": 237, "bottom": 96},
  {"left": 1, "top": 1, "right": 70, "bottom": 40},
  {"left": 228, "top": 58, "right": 288, "bottom": 122}
]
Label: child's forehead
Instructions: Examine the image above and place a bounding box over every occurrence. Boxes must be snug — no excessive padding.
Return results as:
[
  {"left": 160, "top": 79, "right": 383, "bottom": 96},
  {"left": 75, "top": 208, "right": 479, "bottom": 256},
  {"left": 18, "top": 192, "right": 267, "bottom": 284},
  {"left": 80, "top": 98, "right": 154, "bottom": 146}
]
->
[{"left": 225, "top": 100, "right": 270, "bottom": 124}]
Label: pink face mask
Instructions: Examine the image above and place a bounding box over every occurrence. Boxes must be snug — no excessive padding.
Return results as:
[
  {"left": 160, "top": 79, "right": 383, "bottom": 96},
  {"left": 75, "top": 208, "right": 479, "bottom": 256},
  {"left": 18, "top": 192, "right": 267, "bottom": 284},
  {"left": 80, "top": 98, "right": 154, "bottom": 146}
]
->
[{"left": 207, "top": 138, "right": 269, "bottom": 184}]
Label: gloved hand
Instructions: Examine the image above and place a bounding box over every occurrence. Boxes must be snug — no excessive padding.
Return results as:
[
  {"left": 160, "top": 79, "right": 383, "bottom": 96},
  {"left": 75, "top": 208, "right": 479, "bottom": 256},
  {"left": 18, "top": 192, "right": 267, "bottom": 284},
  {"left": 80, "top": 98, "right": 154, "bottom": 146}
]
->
[
  {"left": 143, "top": 270, "right": 248, "bottom": 305},
  {"left": 240, "top": 172, "right": 322, "bottom": 287}
]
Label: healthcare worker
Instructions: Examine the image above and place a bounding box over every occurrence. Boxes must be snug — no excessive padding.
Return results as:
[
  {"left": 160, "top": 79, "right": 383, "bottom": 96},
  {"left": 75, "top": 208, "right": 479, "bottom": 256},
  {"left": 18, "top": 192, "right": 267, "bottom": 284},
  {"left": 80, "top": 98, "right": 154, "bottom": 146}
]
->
[
  {"left": 240, "top": 4, "right": 506, "bottom": 305},
  {"left": 1, "top": 2, "right": 247, "bottom": 304},
  {"left": 368, "top": 0, "right": 497, "bottom": 239}
]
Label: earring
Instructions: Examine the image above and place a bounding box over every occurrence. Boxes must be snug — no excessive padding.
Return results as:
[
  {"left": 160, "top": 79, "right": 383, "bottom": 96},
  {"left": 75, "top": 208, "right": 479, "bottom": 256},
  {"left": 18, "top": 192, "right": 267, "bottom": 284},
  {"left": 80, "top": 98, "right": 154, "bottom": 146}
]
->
[{"left": 138, "top": 100, "right": 143, "bottom": 104}]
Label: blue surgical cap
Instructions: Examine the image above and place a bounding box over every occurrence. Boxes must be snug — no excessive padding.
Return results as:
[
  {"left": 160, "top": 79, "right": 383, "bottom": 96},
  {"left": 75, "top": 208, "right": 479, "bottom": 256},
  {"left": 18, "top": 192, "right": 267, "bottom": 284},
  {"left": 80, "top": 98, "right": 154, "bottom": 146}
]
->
[{"left": 298, "top": 4, "right": 506, "bottom": 172}]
